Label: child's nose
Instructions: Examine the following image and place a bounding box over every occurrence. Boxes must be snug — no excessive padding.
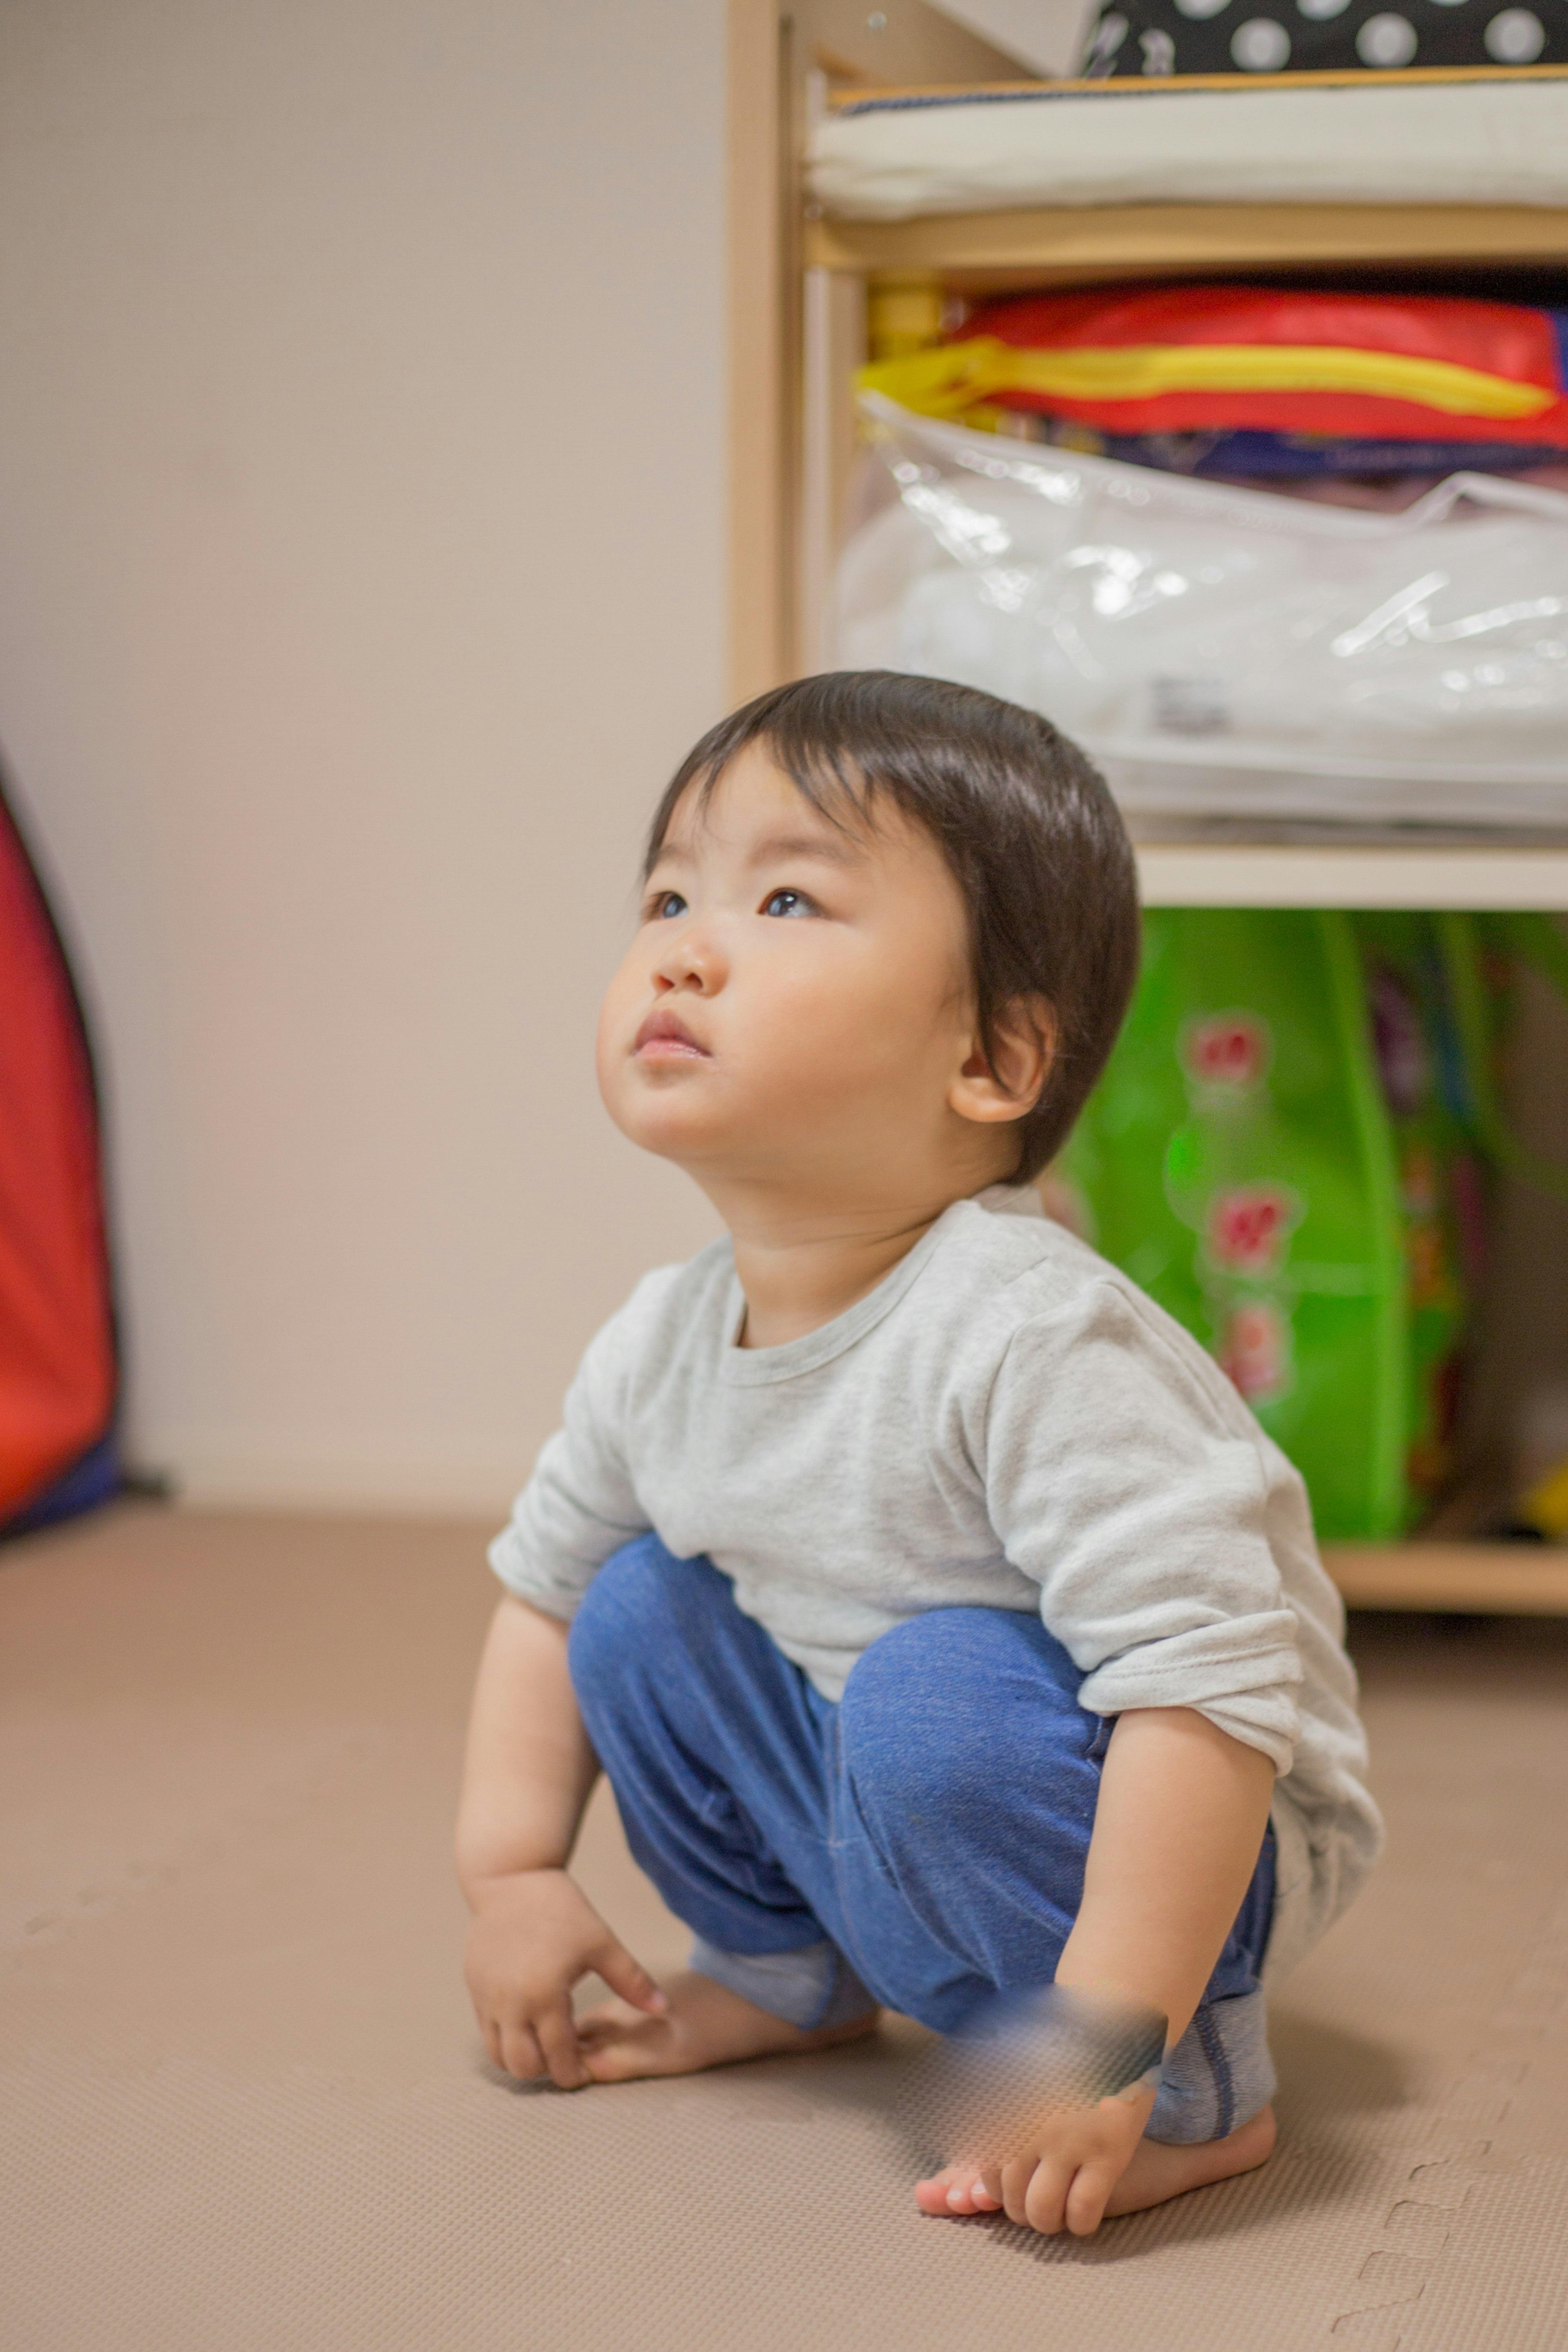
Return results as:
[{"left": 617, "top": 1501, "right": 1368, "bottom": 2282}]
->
[{"left": 653, "top": 922, "right": 724, "bottom": 994}]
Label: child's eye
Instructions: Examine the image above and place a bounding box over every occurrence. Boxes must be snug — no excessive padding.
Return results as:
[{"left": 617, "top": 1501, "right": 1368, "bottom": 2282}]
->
[
  {"left": 761, "top": 889, "right": 817, "bottom": 919},
  {"left": 647, "top": 891, "right": 689, "bottom": 921}
]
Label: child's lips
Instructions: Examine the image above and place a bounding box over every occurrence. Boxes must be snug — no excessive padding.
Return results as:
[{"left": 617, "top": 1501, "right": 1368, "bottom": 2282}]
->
[{"left": 633, "top": 1009, "right": 710, "bottom": 1059}]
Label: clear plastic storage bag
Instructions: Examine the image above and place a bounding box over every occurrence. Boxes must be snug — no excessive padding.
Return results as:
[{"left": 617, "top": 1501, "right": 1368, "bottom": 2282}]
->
[{"left": 833, "top": 394, "right": 1568, "bottom": 829}]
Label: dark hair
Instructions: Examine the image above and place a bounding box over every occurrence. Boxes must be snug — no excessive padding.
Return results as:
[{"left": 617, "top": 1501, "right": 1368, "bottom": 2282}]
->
[{"left": 643, "top": 670, "right": 1140, "bottom": 1183}]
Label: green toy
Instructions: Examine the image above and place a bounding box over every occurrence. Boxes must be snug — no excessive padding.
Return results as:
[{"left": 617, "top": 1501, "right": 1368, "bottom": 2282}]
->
[{"left": 1060, "top": 907, "right": 1566, "bottom": 1541}]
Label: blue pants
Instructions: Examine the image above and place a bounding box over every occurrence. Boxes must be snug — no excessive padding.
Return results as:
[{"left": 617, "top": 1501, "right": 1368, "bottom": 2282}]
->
[{"left": 568, "top": 1537, "right": 1277, "bottom": 2143}]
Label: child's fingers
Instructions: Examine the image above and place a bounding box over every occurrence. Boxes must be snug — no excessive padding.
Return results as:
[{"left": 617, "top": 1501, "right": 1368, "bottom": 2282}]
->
[
  {"left": 1063, "top": 2157, "right": 1119, "bottom": 2238},
  {"left": 1022, "top": 2156, "right": 1074, "bottom": 2236},
  {"left": 498, "top": 2018, "right": 546, "bottom": 2080},
  {"left": 974, "top": 2161, "right": 1004, "bottom": 2208},
  {"left": 999, "top": 2154, "right": 1039, "bottom": 2228},
  {"left": 535, "top": 2002, "right": 589, "bottom": 2091},
  {"left": 593, "top": 1936, "right": 669, "bottom": 2015}
]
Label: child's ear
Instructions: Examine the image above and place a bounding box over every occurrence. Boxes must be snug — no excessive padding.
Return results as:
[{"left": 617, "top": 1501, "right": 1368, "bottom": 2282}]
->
[{"left": 950, "top": 994, "right": 1055, "bottom": 1128}]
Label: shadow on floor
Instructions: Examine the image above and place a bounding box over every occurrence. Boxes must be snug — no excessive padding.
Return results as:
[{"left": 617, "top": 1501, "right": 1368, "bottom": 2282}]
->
[{"left": 479, "top": 2002, "right": 1414, "bottom": 2268}]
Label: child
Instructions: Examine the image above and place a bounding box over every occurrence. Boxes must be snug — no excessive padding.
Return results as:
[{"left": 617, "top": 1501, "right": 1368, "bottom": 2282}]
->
[{"left": 457, "top": 671, "right": 1381, "bottom": 2237}]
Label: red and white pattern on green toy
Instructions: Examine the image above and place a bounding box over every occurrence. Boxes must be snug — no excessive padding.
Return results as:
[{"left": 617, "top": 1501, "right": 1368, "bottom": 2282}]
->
[
  {"left": 1205, "top": 1182, "right": 1302, "bottom": 1281},
  {"left": 1176, "top": 1009, "right": 1302, "bottom": 1408},
  {"left": 1218, "top": 1298, "right": 1293, "bottom": 1405},
  {"left": 1180, "top": 1010, "right": 1271, "bottom": 1094}
]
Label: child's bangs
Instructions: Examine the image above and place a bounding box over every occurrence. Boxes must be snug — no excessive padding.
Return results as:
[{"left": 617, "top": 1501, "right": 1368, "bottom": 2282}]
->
[{"left": 642, "top": 727, "right": 883, "bottom": 875}]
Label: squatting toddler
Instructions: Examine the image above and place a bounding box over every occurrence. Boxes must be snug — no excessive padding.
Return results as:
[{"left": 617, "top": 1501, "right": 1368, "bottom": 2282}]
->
[{"left": 457, "top": 671, "right": 1381, "bottom": 2237}]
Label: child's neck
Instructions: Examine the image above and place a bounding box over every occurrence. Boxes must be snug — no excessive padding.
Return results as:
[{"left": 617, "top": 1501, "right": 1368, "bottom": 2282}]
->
[
  {"left": 732, "top": 1218, "right": 935, "bottom": 1350},
  {"left": 706, "top": 1183, "right": 977, "bottom": 1351}
]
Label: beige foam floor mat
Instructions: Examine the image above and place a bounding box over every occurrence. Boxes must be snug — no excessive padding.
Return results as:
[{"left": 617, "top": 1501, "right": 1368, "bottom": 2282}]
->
[{"left": 4, "top": 1505, "right": 1566, "bottom": 2350}]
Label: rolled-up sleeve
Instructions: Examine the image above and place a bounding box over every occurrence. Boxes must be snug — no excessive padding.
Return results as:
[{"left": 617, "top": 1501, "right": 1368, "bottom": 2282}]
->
[
  {"left": 983, "top": 1280, "right": 1303, "bottom": 1773},
  {"left": 488, "top": 1309, "right": 651, "bottom": 1620}
]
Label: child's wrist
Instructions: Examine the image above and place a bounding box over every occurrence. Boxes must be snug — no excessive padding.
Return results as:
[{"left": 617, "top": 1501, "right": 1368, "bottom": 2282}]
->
[{"left": 461, "top": 1859, "right": 573, "bottom": 1911}]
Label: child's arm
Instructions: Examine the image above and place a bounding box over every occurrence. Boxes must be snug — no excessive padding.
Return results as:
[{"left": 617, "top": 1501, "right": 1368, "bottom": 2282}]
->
[
  {"left": 1058, "top": 1703, "right": 1276, "bottom": 2046},
  {"left": 966, "top": 1705, "right": 1275, "bottom": 2235},
  {"left": 456, "top": 1595, "right": 667, "bottom": 2088}
]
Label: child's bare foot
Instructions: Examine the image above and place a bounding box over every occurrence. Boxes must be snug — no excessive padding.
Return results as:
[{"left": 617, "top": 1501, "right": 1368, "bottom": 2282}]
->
[
  {"left": 916, "top": 2102, "right": 1276, "bottom": 2232},
  {"left": 1101, "top": 2104, "right": 1276, "bottom": 2215},
  {"left": 575, "top": 1967, "right": 880, "bottom": 2083}
]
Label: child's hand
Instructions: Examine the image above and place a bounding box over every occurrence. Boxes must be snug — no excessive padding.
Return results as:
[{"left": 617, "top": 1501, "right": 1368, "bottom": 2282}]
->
[
  {"left": 463, "top": 1866, "right": 667, "bottom": 2089},
  {"left": 916, "top": 2077, "right": 1157, "bottom": 2236}
]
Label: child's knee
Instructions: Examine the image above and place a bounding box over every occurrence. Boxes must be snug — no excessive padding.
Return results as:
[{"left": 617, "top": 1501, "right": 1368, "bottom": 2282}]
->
[
  {"left": 840, "top": 1610, "right": 1016, "bottom": 1834},
  {"left": 566, "top": 1533, "right": 688, "bottom": 1697},
  {"left": 839, "top": 1606, "right": 1097, "bottom": 1846},
  {"left": 843, "top": 1604, "right": 1071, "bottom": 1735}
]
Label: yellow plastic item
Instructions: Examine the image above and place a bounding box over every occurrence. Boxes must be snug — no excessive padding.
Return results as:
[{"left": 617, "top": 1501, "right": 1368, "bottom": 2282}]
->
[
  {"left": 1521, "top": 1457, "right": 1568, "bottom": 1541},
  {"left": 858, "top": 336, "right": 1556, "bottom": 424},
  {"left": 866, "top": 274, "right": 946, "bottom": 365}
]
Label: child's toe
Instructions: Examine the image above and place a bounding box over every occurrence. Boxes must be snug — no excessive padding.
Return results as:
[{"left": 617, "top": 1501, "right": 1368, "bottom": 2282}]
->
[{"left": 915, "top": 2165, "right": 996, "bottom": 2216}]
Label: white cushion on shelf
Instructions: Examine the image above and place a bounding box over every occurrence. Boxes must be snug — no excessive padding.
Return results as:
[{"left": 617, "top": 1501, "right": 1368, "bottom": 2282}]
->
[{"left": 809, "top": 78, "right": 1568, "bottom": 220}]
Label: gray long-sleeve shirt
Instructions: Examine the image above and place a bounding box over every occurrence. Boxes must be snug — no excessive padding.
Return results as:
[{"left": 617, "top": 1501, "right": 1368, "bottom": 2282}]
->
[{"left": 491, "top": 1188, "right": 1381, "bottom": 1982}]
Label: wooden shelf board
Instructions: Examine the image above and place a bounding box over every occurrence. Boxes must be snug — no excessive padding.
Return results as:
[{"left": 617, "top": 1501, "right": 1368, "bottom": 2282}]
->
[
  {"left": 1325, "top": 1540, "right": 1568, "bottom": 1613},
  {"left": 826, "top": 65, "right": 1568, "bottom": 105},
  {"left": 1135, "top": 842, "right": 1568, "bottom": 911},
  {"left": 805, "top": 203, "right": 1568, "bottom": 288}
]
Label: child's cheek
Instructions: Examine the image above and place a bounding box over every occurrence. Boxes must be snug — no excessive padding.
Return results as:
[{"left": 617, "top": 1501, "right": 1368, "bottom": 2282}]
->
[{"left": 593, "top": 973, "right": 645, "bottom": 1120}]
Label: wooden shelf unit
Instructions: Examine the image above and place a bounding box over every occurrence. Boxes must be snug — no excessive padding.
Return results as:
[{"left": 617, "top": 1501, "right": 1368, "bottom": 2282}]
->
[
  {"left": 805, "top": 200, "right": 1568, "bottom": 290},
  {"left": 1325, "top": 1540, "right": 1568, "bottom": 1613},
  {"left": 1136, "top": 843, "right": 1568, "bottom": 911},
  {"left": 728, "top": 0, "right": 1568, "bottom": 1613}
]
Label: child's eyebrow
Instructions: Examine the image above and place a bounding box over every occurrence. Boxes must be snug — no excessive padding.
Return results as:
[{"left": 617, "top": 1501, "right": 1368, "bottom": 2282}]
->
[
  {"left": 744, "top": 831, "right": 869, "bottom": 869},
  {"left": 647, "top": 824, "right": 871, "bottom": 876}
]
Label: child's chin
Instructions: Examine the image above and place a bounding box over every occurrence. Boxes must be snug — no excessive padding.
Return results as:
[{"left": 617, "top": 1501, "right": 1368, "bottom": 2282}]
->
[{"left": 614, "top": 1100, "right": 727, "bottom": 1165}]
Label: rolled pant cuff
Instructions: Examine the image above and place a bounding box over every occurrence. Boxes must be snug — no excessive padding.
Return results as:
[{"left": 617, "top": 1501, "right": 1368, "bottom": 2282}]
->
[
  {"left": 1148, "top": 1986, "right": 1275, "bottom": 2144},
  {"left": 689, "top": 1936, "right": 878, "bottom": 2031}
]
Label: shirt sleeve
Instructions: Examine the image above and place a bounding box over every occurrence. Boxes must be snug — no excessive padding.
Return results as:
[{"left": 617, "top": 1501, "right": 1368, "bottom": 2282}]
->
[
  {"left": 982, "top": 1278, "right": 1304, "bottom": 1773},
  {"left": 488, "top": 1301, "right": 653, "bottom": 1620}
]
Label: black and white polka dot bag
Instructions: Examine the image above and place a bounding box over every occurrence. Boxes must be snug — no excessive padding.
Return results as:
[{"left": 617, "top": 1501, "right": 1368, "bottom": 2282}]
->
[{"left": 1077, "top": 0, "right": 1566, "bottom": 77}]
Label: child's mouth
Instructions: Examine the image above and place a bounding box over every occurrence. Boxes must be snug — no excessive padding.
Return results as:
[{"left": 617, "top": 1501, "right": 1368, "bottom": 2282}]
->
[{"left": 634, "top": 1010, "right": 710, "bottom": 1059}]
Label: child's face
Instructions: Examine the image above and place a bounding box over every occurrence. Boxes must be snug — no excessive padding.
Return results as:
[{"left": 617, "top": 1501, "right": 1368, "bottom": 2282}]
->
[{"left": 597, "top": 745, "right": 1024, "bottom": 1208}]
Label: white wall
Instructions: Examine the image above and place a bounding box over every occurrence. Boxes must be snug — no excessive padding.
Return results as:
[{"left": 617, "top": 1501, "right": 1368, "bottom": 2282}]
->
[
  {"left": 933, "top": 0, "right": 1098, "bottom": 76},
  {"left": 0, "top": 0, "right": 728, "bottom": 1511}
]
